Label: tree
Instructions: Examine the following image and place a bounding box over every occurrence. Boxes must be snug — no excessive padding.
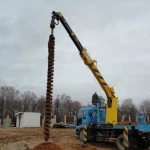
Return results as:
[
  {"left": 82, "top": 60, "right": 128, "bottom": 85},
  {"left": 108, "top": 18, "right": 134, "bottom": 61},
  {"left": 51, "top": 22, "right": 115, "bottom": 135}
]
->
[
  {"left": 61, "top": 95, "right": 72, "bottom": 117},
  {"left": 15, "top": 98, "right": 22, "bottom": 112},
  {"left": 139, "top": 98, "right": 150, "bottom": 116},
  {"left": 120, "top": 98, "right": 138, "bottom": 121},
  {"left": 117, "top": 103, "right": 122, "bottom": 122},
  {"left": 0, "top": 86, "right": 6, "bottom": 124},
  {"left": 52, "top": 94, "right": 82, "bottom": 122},
  {"left": 21, "top": 91, "right": 37, "bottom": 112},
  {"left": 71, "top": 101, "right": 82, "bottom": 115},
  {"left": 36, "top": 96, "right": 46, "bottom": 116},
  {"left": 0, "top": 86, "right": 19, "bottom": 124},
  {"left": 54, "top": 95, "right": 60, "bottom": 116},
  {"left": 57, "top": 94, "right": 72, "bottom": 122}
]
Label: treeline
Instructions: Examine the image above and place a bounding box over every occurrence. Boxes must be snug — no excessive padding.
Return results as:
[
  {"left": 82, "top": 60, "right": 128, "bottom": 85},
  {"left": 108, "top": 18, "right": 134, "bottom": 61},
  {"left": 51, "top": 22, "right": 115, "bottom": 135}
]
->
[
  {"left": 0, "top": 85, "right": 150, "bottom": 124},
  {"left": 118, "top": 97, "right": 150, "bottom": 122},
  {"left": 0, "top": 86, "right": 82, "bottom": 124},
  {"left": 53, "top": 94, "right": 82, "bottom": 122}
]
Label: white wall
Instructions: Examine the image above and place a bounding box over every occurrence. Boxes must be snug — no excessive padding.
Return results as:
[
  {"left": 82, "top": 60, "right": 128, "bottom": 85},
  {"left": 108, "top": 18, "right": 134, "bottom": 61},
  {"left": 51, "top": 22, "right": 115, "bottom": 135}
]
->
[
  {"left": 20, "top": 113, "right": 24, "bottom": 127},
  {"left": 16, "top": 112, "right": 41, "bottom": 128},
  {"left": 16, "top": 114, "right": 21, "bottom": 127},
  {"left": 16, "top": 116, "right": 19, "bottom": 127},
  {"left": 3, "top": 119, "right": 11, "bottom": 128}
]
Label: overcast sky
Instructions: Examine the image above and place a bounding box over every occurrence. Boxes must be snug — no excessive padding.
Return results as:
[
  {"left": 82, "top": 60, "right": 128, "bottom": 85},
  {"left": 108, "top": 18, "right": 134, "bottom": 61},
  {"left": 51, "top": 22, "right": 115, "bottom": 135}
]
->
[{"left": 0, "top": 0, "right": 150, "bottom": 105}]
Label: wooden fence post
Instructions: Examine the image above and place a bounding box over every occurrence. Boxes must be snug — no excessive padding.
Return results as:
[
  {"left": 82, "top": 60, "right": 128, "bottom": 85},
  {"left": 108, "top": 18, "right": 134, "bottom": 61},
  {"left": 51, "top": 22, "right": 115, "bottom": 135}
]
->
[
  {"left": 121, "top": 115, "right": 124, "bottom": 122},
  {"left": 129, "top": 115, "right": 131, "bottom": 123},
  {"left": 147, "top": 116, "right": 149, "bottom": 122},
  {"left": 64, "top": 115, "right": 66, "bottom": 124}
]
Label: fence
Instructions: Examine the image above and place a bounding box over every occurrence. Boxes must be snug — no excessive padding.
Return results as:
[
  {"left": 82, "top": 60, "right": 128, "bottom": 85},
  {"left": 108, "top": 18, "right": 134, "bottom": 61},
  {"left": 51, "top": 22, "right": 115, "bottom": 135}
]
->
[
  {"left": 3, "top": 114, "right": 150, "bottom": 127},
  {"left": 42, "top": 115, "right": 76, "bottom": 124},
  {"left": 41, "top": 114, "right": 150, "bottom": 124},
  {"left": 41, "top": 115, "right": 56, "bottom": 127},
  {"left": 118, "top": 115, "right": 150, "bottom": 124}
]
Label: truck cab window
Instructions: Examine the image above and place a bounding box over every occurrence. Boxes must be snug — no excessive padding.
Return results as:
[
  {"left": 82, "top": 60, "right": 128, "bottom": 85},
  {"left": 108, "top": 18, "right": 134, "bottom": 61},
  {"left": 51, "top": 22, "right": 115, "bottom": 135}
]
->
[
  {"left": 99, "top": 110, "right": 102, "bottom": 117},
  {"left": 83, "top": 111, "right": 86, "bottom": 119},
  {"left": 77, "top": 111, "right": 82, "bottom": 126}
]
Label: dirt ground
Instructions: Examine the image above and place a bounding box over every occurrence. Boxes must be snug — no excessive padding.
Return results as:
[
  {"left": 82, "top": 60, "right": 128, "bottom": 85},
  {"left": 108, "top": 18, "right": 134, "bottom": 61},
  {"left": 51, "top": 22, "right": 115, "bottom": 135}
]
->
[{"left": 0, "top": 127, "right": 148, "bottom": 150}]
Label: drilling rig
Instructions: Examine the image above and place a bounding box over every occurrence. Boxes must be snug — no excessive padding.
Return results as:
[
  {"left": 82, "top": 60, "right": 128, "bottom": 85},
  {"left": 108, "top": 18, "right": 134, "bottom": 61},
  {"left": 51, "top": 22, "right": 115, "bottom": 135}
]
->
[{"left": 43, "top": 11, "right": 150, "bottom": 150}]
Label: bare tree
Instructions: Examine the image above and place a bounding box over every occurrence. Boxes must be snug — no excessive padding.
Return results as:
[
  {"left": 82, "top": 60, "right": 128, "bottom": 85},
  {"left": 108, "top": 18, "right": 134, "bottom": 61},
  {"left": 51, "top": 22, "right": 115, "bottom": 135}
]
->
[
  {"left": 21, "top": 91, "right": 37, "bottom": 112},
  {"left": 0, "top": 86, "right": 82, "bottom": 125},
  {"left": 0, "top": 86, "right": 19, "bottom": 124},
  {"left": 120, "top": 98, "right": 137, "bottom": 121},
  {"left": 61, "top": 95, "right": 72, "bottom": 117},
  {"left": 36, "top": 96, "right": 46, "bottom": 116},
  {"left": 71, "top": 101, "right": 82, "bottom": 115},
  {"left": 52, "top": 94, "right": 82, "bottom": 122},
  {"left": 15, "top": 98, "right": 22, "bottom": 112},
  {"left": 139, "top": 98, "right": 150, "bottom": 116},
  {"left": 54, "top": 95, "right": 61, "bottom": 116},
  {"left": 0, "top": 86, "right": 6, "bottom": 124}
]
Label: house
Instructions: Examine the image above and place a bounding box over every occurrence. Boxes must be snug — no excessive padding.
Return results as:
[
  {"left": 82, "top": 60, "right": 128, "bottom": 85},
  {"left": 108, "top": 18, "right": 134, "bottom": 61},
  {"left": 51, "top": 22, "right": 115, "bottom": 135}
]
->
[{"left": 15, "top": 112, "right": 41, "bottom": 128}]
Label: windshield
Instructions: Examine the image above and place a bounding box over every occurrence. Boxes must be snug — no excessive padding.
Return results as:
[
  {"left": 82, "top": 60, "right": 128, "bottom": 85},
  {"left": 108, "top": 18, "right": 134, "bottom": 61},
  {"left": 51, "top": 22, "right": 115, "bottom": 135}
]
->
[{"left": 77, "top": 111, "right": 82, "bottom": 126}]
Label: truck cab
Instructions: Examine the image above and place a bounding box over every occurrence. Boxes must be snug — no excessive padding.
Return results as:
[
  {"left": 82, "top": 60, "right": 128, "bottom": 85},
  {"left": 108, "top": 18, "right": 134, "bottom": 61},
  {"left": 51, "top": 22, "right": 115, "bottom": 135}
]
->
[{"left": 76, "top": 105, "right": 106, "bottom": 137}]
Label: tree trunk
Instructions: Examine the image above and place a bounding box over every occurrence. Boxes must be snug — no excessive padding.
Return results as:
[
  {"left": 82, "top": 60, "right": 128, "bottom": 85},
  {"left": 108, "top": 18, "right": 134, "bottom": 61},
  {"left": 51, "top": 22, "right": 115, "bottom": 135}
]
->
[{"left": 1, "top": 110, "right": 3, "bottom": 125}]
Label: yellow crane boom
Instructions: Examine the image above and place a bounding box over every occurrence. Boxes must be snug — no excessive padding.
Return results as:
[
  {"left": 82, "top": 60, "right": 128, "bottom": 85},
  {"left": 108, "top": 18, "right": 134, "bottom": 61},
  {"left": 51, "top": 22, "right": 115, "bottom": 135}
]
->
[{"left": 50, "top": 11, "right": 118, "bottom": 125}]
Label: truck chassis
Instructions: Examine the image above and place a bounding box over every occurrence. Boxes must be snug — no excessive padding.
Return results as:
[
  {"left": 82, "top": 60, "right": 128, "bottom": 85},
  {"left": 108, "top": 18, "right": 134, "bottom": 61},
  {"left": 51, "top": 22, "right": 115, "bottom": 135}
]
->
[{"left": 76, "top": 123, "right": 150, "bottom": 150}]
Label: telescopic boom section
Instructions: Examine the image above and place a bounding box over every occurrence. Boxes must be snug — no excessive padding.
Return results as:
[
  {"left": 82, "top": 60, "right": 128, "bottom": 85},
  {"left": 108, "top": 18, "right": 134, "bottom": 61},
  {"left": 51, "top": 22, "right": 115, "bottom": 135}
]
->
[{"left": 50, "top": 11, "right": 118, "bottom": 125}]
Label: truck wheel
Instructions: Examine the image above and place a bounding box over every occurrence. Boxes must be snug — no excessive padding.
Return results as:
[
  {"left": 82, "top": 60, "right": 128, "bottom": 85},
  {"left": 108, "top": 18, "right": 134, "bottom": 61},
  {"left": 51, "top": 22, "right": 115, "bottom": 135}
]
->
[
  {"left": 116, "top": 134, "right": 125, "bottom": 150},
  {"left": 79, "top": 129, "right": 84, "bottom": 141},
  {"left": 137, "top": 138, "right": 149, "bottom": 149}
]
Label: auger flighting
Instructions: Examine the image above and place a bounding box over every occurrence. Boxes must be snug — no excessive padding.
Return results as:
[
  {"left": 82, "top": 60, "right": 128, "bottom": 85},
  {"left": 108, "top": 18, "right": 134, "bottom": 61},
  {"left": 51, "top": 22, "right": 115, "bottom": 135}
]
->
[{"left": 43, "top": 27, "right": 55, "bottom": 142}]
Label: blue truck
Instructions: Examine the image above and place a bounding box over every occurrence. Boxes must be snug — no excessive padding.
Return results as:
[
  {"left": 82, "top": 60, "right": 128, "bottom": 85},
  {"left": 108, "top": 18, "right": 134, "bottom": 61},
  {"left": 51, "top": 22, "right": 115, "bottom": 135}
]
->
[
  {"left": 75, "top": 97, "right": 150, "bottom": 150},
  {"left": 49, "top": 11, "right": 150, "bottom": 150}
]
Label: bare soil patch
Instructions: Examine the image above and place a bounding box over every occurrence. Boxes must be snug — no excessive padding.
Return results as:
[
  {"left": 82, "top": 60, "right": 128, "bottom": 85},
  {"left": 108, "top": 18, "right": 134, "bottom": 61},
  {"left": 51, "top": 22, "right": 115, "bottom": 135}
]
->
[{"left": 0, "top": 127, "right": 144, "bottom": 150}]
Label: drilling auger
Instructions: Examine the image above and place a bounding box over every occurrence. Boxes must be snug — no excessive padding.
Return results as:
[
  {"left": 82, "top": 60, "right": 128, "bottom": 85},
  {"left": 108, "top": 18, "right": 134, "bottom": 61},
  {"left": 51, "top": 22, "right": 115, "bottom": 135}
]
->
[
  {"left": 43, "top": 11, "right": 58, "bottom": 142},
  {"left": 43, "top": 29, "right": 55, "bottom": 142}
]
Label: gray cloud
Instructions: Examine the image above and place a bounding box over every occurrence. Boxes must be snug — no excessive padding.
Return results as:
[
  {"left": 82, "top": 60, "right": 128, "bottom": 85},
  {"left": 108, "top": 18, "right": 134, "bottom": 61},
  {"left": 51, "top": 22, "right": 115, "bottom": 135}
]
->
[{"left": 0, "top": 0, "right": 150, "bottom": 105}]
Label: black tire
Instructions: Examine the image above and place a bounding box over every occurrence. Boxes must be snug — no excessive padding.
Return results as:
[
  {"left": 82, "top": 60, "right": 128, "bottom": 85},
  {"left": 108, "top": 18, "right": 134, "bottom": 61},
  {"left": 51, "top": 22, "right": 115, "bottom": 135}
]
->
[
  {"left": 116, "top": 134, "right": 125, "bottom": 150},
  {"left": 137, "top": 137, "right": 149, "bottom": 150},
  {"left": 79, "top": 129, "right": 84, "bottom": 141}
]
